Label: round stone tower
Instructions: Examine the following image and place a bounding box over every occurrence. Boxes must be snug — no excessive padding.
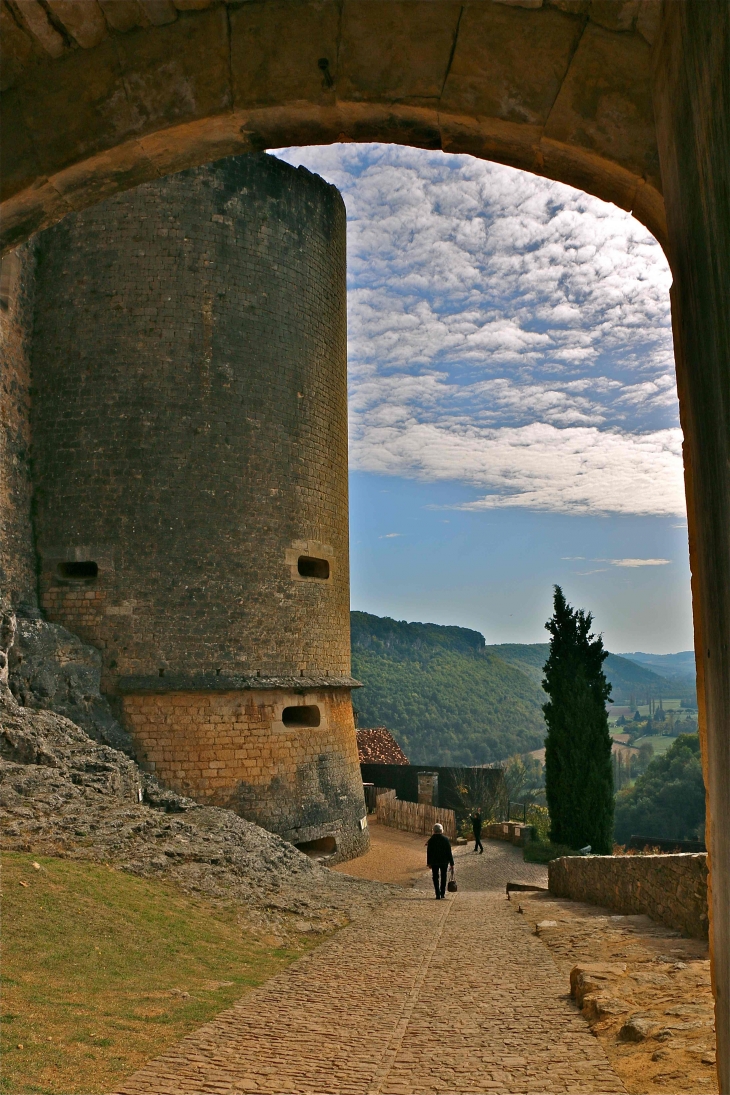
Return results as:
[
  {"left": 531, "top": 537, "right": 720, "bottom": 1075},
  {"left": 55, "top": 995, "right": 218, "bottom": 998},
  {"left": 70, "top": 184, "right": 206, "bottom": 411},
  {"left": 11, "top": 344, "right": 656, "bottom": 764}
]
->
[{"left": 30, "top": 153, "right": 368, "bottom": 861}]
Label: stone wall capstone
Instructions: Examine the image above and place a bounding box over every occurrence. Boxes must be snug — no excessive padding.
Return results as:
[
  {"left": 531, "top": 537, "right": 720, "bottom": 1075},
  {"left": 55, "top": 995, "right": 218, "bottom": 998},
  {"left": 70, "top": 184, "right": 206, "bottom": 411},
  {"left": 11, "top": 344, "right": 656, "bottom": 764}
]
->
[{"left": 548, "top": 853, "right": 709, "bottom": 939}]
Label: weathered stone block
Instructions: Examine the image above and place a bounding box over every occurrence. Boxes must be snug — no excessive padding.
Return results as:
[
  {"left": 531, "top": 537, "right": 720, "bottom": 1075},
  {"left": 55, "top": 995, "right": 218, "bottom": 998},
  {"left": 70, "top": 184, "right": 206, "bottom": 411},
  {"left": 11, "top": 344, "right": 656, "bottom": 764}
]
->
[
  {"left": 0, "top": 6, "right": 34, "bottom": 92},
  {"left": 544, "top": 21, "right": 658, "bottom": 181},
  {"left": 46, "top": 0, "right": 108, "bottom": 49},
  {"left": 339, "top": 1, "right": 461, "bottom": 103},
  {"left": 442, "top": 3, "right": 584, "bottom": 125},
  {"left": 619, "top": 1015, "right": 657, "bottom": 1042},
  {"left": 114, "top": 7, "right": 230, "bottom": 128},
  {"left": 0, "top": 90, "right": 43, "bottom": 208},
  {"left": 230, "top": 0, "right": 338, "bottom": 110},
  {"left": 15, "top": 41, "right": 136, "bottom": 176},
  {"left": 570, "top": 962, "right": 627, "bottom": 1006}
]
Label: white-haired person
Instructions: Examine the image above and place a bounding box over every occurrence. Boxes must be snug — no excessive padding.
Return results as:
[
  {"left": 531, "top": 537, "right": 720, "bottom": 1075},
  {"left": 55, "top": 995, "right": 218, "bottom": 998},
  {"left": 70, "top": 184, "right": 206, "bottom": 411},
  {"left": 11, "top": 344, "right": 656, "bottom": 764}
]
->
[{"left": 426, "top": 822, "right": 454, "bottom": 899}]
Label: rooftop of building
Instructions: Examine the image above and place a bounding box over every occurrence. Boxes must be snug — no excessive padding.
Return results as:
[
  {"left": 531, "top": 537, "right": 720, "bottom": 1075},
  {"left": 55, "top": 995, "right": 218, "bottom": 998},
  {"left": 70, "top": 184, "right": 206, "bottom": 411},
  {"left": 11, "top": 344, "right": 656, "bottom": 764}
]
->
[{"left": 356, "top": 727, "right": 409, "bottom": 766}]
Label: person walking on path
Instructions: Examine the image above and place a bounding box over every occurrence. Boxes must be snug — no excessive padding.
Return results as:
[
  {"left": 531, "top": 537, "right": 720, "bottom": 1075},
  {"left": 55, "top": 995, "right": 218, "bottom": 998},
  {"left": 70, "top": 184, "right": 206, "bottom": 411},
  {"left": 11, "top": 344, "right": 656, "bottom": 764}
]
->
[
  {"left": 426, "top": 823, "right": 454, "bottom": 899},
  {"left": 471, "top": 808, "right": 484, "bottom": 853}
]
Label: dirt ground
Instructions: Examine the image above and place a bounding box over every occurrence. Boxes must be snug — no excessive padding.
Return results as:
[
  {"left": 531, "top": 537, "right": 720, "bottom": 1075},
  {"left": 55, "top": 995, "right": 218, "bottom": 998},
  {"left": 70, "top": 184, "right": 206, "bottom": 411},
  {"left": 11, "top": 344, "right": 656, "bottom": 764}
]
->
[
  {"left": 333, "top": 821, "right": 548, "bottom": 892},
  {"left": 331, "top": 818, "right": 432, "bottom": 886}
]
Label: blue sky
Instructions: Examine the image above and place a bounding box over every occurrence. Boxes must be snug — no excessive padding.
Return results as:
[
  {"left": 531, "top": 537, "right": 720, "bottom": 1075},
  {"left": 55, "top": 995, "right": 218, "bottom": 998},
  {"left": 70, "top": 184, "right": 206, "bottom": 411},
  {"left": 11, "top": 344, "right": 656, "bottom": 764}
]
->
[{"left": 274, "top": 144, "right": 692, "bottom": 655}]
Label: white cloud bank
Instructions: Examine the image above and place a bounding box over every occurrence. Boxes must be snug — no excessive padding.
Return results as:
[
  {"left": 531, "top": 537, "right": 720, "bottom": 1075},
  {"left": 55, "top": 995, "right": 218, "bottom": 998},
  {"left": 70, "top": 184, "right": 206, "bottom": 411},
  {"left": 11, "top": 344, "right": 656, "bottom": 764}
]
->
[
  {"left": 609, "top": 558, "right": 672, "bottom": 567},
  {"left": 350, "top": 421, "right": 684, "bottom": 517},
  {"left": 274, "top": 144, "right": 683, "bottom": 518}
]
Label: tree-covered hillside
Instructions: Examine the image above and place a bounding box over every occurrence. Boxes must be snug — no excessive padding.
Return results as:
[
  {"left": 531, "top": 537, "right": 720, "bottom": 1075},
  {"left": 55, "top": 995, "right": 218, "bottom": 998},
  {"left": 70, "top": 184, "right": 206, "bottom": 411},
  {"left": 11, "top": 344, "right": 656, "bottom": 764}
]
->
[
  {"left": 620, "top": 650, "right": 696, "bottom": 680},
  {"left": 613, "top": 734, "right": 705, "bottom": 843},
  {"left": 485, "top": 643, "right": 684, "bottom": 705},
  {"left": 350, "top": 612, "right": 695, "bottom": 766},
  {"left": 351, "top": 612, "right": 546, "bottom": 765}
]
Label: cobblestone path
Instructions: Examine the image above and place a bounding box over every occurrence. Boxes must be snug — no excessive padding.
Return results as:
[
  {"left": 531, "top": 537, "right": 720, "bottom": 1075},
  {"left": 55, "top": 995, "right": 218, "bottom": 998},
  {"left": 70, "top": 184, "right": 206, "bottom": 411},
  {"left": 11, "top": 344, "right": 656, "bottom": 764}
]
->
[{"left": 115, "top": 845, "right": 625, "bottom": 1095}]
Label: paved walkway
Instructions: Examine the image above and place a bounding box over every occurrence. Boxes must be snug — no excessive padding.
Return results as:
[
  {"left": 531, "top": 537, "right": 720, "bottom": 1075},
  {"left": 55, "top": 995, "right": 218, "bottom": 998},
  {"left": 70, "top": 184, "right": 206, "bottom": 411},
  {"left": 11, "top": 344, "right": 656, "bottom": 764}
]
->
[{"left": 115, "top": 843, "right": 625, "bottom": 1095}]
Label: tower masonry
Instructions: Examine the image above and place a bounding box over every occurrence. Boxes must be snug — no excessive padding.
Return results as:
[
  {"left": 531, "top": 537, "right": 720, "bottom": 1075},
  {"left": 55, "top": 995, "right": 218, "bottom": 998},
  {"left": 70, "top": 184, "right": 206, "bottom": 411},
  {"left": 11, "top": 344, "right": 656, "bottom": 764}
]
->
[{"left": 31, "top": 153, "right": 368, "bottom": 860}]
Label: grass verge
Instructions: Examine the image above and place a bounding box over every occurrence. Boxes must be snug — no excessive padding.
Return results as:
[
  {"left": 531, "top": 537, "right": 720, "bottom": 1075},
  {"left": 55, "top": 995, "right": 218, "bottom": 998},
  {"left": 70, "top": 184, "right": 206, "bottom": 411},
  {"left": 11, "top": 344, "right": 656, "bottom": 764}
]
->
[{"left": 1, "top": 853, "right": 314, "bottom": 1095}]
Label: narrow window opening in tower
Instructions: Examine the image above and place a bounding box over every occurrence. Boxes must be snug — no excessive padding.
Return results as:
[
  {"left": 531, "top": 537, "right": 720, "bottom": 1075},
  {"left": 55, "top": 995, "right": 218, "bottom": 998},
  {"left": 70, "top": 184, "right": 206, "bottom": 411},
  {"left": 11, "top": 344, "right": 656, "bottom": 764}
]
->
[
  {"left": 298, "top": 556, "right": 329, "bottom": 579},
  {"left": 282, "top": 705, "right": 321, "bottom": 727},
  {"left": 58, "top": 561, "right": 98, "bottom": 580}
]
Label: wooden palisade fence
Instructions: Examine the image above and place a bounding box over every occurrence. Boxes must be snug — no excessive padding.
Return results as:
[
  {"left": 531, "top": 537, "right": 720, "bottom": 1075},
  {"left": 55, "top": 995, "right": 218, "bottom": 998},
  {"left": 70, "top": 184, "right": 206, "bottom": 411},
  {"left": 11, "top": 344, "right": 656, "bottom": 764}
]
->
[{"left": 375, "top": 789, "right": 457, "bottom": 840}]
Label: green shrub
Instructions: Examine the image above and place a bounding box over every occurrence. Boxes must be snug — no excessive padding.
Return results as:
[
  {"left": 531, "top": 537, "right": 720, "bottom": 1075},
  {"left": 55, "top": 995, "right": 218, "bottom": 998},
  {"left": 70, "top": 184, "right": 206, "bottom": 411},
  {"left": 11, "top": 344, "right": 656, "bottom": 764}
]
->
[
  {"left": 526, "top": 804, "right": 550, "bottom": 842},
  {"left": 523, "top": 840, "right": 576, "bottom": 864}
]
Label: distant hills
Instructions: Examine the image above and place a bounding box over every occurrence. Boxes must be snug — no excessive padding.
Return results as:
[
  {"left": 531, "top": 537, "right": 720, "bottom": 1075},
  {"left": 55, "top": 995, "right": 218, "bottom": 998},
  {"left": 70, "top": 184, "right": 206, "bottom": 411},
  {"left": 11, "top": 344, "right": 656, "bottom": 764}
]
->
[
  {"left": 619, "top": 650, "right": 696, "bottom": 683},
  {"left": 351, "top": 612, "right": 696, "bottom": 766},
  {"left": 488, "top": 644, "right": 693, "bottom": 706}
]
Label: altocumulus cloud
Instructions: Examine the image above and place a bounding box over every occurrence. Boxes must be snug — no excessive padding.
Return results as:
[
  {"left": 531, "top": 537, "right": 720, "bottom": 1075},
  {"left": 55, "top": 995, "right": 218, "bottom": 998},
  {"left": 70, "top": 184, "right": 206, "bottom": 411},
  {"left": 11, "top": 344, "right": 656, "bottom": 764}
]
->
[{"left": 274, "top": 144, "right": 684, "bottom": 518}]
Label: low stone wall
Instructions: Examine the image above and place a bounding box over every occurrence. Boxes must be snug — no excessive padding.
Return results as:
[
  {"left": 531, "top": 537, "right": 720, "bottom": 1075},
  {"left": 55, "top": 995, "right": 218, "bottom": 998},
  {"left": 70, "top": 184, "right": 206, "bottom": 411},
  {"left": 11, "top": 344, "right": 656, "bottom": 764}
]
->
[
  {"left": 485, "top": 821, "right": 534, "bottom": 847},
  {"left": 548, "top": 853, "right": 709, "bottom": 939}
]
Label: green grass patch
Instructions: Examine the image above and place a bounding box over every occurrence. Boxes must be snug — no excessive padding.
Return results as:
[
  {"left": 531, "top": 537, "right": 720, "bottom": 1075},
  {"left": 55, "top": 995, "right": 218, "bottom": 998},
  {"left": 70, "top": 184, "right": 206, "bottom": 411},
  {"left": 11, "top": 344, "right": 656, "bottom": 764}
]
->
[
  {"left": 1, "top": 853, "right": 314, "bottom": 1095},
  {"left": 632, "top": 735, "right": 676, "bottom": 756},
  {"left": 523, "top": 840, "right": 577, "bottom": 864}
]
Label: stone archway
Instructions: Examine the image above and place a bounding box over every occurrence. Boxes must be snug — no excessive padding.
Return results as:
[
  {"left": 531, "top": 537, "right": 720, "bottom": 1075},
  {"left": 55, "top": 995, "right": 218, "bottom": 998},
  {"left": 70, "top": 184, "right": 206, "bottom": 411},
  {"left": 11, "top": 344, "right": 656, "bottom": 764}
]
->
[
  {"left": 2, "top": 0, "right": 664, "bottom": 251},
  {"left": 1, "top": 2, "right": 729, "bottom": 1088}
]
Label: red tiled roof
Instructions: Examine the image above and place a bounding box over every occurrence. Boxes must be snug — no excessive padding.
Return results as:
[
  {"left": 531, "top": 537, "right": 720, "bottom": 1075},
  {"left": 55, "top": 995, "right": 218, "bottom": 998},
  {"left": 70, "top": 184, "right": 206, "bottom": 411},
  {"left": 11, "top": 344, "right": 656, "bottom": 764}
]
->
[{"left": 356, "top": 727, "right": 409, "bottom": 765}]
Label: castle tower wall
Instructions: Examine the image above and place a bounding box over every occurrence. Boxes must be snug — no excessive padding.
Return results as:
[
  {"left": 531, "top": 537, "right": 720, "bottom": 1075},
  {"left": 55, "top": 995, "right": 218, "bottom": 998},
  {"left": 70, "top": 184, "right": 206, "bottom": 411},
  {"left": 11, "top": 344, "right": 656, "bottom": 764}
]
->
[
  {"left": 30, "top": 154, "right": 368, "bottom": 860},
  {"left": 0, "top": 244, "right": 37, "bottom": 614}
]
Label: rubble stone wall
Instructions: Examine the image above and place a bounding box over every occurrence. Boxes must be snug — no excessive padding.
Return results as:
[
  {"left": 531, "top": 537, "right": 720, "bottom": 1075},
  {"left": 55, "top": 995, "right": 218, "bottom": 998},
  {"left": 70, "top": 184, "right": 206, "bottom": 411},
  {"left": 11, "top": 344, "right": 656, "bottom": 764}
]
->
[
  {"left": 13, "top": 154, "right": 367, "bottom": 859},
  {"left": 549, "top": 853, "right": 709, "bottom": 939},
  {"left": 30, "top": 153, "right": 350, "bottom": 686}
]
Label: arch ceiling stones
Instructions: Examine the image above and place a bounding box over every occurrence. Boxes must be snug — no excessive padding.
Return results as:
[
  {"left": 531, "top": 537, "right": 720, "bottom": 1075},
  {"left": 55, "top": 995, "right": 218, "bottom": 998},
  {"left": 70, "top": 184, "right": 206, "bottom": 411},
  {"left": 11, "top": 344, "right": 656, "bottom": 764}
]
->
[{"left": 1, "top": 0, "right": 665, "bottom": 254}]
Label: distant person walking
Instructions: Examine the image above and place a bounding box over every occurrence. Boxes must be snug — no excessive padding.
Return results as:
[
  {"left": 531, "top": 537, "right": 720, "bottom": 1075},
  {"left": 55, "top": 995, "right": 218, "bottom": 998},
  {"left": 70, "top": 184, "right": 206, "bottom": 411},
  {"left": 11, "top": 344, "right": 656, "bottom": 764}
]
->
[
  {"left": 426, "top": 823, "right": 454, "bottom": 900},
  {"left": 471, "top": 808, "right": 484, "bottom": 854}
]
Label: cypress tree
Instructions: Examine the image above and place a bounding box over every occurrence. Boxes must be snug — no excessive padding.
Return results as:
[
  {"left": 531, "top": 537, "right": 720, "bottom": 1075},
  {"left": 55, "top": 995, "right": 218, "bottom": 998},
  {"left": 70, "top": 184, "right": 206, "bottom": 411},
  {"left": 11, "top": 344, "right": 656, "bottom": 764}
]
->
[{"left": 543, "top": 586, "right": 614, "bottom": 854}]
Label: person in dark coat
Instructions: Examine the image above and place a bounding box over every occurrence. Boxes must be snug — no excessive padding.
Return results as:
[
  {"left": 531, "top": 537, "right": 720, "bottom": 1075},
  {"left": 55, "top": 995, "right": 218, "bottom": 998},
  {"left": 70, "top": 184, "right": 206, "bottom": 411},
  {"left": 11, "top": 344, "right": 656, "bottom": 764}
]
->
[
  {"left": 471, "top": 808, "right": 484, "bottom": 853},
  {"left": 426, "top": 823, "right": 454, "bottom": 899}
]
